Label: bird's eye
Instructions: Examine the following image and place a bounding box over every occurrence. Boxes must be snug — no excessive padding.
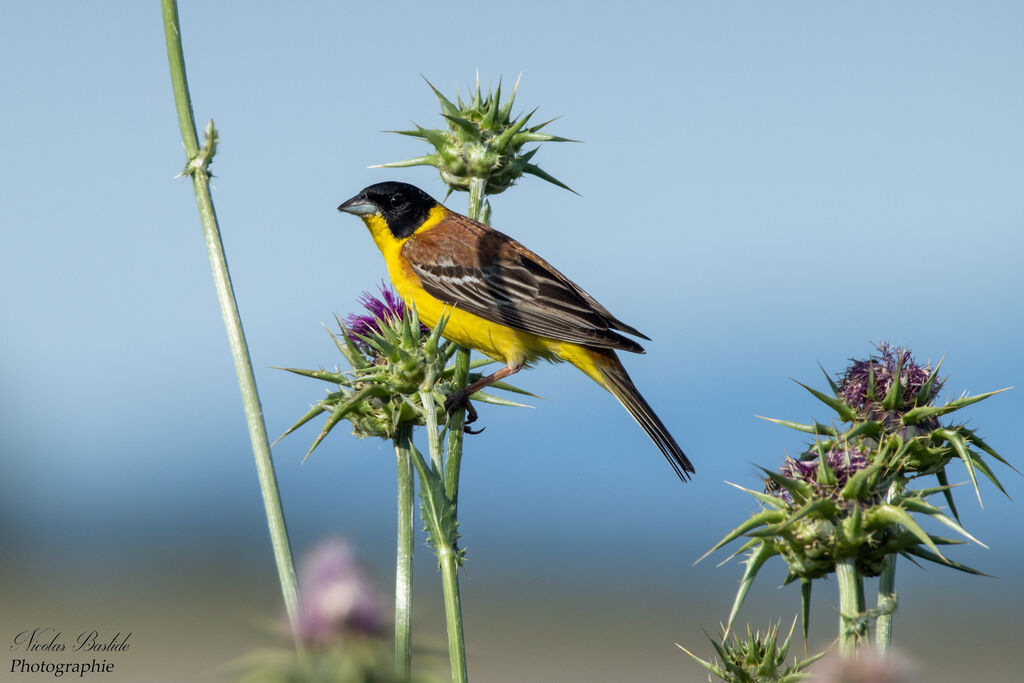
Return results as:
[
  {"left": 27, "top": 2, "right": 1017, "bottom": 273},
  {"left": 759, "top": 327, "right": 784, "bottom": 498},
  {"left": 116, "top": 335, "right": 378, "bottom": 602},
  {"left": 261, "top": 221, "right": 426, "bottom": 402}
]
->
[{"left": 389, "top": 195, "right": 406, "bottom": 209}]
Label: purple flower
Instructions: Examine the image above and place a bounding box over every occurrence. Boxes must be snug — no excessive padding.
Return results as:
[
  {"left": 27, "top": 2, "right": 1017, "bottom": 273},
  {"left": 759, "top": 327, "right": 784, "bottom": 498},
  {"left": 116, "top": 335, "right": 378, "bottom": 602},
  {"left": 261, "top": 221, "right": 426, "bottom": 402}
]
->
[
  {"left": 294, "top": 539, "right": 384, "bottom": 647},
  {"left": 774, "top": 446, "right": 871, "bottom": 502},
  {"left": 342, "top": 282, "right": 429, "bottom": 351},
  {"left": 838, "top": 343, "right": 940, "bottom": 411}
]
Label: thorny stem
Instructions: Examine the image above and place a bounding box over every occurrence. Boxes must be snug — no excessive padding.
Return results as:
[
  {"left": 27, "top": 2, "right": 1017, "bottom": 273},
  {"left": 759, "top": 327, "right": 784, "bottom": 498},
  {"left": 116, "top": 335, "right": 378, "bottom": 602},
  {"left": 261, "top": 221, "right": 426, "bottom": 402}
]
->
[
  {"left": 160, "top": 0, "right": 302, "bottom": 651},
  {"left": 435, "top": 176, "right": 487, "bottom": 682},
  {"left": 875, "top": 482, "right": 899, "bottom": 655},
  {"left": 393, "top": 425, "right": 415, "bottom": 678},
  {"left": 439, "top": 546, "right": 468, "bottom": 683},
  {"left": 836, "top": 558, "right": 867, "bottom": 656}
]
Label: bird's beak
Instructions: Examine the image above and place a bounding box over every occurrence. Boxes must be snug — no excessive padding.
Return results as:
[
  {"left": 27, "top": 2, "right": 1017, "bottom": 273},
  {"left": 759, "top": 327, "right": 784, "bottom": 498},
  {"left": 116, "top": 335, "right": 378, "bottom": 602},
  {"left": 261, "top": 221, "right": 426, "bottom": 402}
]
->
[{"left": 337, "top": 195, "right": 378, "bottom": 217}]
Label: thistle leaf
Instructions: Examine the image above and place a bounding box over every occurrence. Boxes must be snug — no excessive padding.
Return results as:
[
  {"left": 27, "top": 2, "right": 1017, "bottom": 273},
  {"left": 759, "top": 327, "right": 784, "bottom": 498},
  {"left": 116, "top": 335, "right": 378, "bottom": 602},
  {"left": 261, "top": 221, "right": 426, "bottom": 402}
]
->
[
  {"left": 935, "top": 467, "right": 961, "bottom": 522},
  {"left": 865, "top": 504, "right": 944, "bottom": 560},
  {"left": 725, "top": 542, "right": 778, "bottom": 637},
  {"left": 756, "top": 415, "right": 839, "bottom": 437},
  {"left": 274, "top": 403, "right": 327, "bottom": 445},
  {"left": 522, "top": 163, "right": 579, "bottom": 195},
  {"left": 794, "top": 381, "right": 857, "bottom": 421}
]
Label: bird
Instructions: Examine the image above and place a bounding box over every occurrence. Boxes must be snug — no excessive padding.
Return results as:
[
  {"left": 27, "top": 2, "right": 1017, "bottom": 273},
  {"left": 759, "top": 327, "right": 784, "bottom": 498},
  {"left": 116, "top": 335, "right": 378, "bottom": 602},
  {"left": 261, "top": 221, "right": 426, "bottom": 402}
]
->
[{"left": 337, "top": 181, "right": 694, "bottom": 481}]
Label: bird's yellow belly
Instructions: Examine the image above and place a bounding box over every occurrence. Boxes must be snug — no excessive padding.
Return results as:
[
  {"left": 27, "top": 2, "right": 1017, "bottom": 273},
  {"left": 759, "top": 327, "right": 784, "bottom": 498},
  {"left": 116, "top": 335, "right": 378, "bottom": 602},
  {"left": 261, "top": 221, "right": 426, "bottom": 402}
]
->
[{"left": 391, "top": 263, "right": 556, "bottom": 366}]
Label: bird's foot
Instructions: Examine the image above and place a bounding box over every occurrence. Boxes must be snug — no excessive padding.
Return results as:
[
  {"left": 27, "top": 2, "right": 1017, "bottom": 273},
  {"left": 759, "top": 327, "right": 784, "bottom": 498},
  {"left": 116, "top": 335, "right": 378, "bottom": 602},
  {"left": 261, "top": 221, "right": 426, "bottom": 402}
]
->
[{"left": 444, "top": 390, "right": 484, "bottom": 434}]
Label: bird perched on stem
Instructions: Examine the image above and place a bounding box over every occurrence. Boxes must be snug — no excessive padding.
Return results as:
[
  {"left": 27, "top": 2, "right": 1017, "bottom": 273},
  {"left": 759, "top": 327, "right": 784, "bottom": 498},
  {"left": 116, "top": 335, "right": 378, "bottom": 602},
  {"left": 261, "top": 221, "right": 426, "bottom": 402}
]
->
[{"left": 338, "top": 181, "right": 693, "bottom": 481}]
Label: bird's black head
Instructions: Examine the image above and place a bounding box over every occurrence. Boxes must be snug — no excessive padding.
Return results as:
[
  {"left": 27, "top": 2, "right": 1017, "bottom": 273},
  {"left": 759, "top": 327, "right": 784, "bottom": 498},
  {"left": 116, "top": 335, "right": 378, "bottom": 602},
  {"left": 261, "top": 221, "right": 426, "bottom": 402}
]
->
[{"left": 337, "top": 182, "right": 438, "bottom": 239}]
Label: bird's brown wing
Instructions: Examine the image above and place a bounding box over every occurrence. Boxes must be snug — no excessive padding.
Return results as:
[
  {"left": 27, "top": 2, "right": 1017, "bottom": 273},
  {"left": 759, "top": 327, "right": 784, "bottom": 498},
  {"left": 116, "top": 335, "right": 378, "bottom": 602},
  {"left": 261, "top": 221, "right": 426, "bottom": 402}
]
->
[{"left": 402, "top": 211, "right": 647, "bottom": 353}]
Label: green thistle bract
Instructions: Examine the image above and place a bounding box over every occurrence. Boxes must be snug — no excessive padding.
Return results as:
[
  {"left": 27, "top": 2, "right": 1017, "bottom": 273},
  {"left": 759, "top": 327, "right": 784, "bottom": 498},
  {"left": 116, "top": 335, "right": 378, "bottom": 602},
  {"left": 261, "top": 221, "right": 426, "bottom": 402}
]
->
[
  {"left": 374, "top": 76, "right": 575, "bottom": 195},
  {"left": 278, "top": 288, "right": 532, "bottom": 458},
  {"left": 678, "top": 620, "right": 824, "bottom": 683}
]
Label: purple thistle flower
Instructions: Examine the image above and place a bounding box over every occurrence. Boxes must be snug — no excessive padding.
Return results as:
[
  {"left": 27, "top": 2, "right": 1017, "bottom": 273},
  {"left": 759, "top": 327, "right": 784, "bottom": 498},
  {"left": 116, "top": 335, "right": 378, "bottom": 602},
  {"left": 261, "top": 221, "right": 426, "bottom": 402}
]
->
[
  {"left": 774, "top": 446, "right": 871, "bottom": 502},
  {"left": 294, "top": 539, "right": 384, "bottom": 647},
  {"left": 342, "top": 281, "right": 429, "bottom": 350},
  {"left": 838, "top": 343, "right": 941, "bottom": 411}
]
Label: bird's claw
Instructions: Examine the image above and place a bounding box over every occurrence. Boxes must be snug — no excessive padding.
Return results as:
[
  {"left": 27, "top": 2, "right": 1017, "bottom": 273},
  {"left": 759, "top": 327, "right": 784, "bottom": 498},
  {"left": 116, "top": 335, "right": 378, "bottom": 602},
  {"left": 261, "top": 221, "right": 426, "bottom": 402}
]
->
[{"left": 444, "top": 390, "right": 484, "bottom": 434}]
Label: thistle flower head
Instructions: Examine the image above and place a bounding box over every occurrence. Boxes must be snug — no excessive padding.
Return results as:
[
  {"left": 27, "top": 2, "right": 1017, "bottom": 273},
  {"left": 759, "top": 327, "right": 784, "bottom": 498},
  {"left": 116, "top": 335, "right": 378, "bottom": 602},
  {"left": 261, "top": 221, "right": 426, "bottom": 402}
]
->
[
  {"left": 839, "top": 343, "right": 943, "bottom": 415},
  {"left": 775, "top": 446, "right": 871, "bottom": 503},
  {"left": 343, "top": 282, "right": 429, "bottom": 355},
  {"left": 375, "top": 75, "right": 575, "bottom": 196},
  {"left": 295, "top": 539, "right": 384, "bottom": 647}
]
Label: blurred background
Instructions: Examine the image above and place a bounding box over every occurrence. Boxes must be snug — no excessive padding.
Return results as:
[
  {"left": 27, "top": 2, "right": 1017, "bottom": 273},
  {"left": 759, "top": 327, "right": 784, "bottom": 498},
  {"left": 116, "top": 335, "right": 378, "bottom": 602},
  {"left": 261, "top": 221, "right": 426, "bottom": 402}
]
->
[{"left": 2, "top": 2, "right": 1021, "bottom": 681}]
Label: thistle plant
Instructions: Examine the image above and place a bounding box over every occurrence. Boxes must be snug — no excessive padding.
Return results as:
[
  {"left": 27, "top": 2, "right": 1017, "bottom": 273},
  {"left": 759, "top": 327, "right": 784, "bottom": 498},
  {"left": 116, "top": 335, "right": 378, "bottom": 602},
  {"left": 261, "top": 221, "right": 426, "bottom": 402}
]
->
[
  {"left": 678, "top": 620, "right": 824, "bottom": 683},
  {"left": 697, "top": 343, "right": 1010, "bottom": 665},
  {"left": 279, "top": 285, "right": 527, "bottom": 681}
]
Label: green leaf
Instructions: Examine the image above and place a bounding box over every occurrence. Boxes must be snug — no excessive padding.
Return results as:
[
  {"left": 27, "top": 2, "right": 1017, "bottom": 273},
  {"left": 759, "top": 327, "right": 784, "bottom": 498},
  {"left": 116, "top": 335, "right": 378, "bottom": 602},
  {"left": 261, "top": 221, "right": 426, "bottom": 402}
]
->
[
  {"left": 422, "top": 76, "right": 460, "bottom": 116},
  {"left": 725, "top": 542, "right": 779, "bottom": 636},
  {"left": 916, "top": 355, "right": 944, "bottom": 404},
  {"left": 409, "top": 443, "right": 460, "bottom": 558},
  {"left": 756, "top": 415, "right": 838, "bottom": 437},
  {"left": 674, "top": 642, "right": 727, "bottom": 679},
  {"left": 900, "top": 547, "right": 988, "bottom": 576},
  {"left": 303, "top": 386, "right": 377, "bottom": 459},
  {"left": 521, "top": 163, "right": 578, "bottom": 195},
  {"left": 819, "top": 362, "right": 841, "bottom": 395},
  {"left": 761, "top": 468, "right": 815, "bottom": 506},
  {"left": 938, "top": 428, "right": 983, "bottom": 506},
  {"left": 959, "top": 426, "right": 1017, "bottom": 471},
  {"left": 902, "top": 388, "right": 1010, "bottom": 424},
  {"left": 881, "top": 352, "right": 906, "bottom": 411},
  {"left": 794, "top": 381, "right": 857, "bottom": 421},
  {"left": 900, "top": 497, "right": 987, "bottom": 547},
  {"left": 273, "top": 403, "right": 327, "bottom": 445},
  {"left": 698, "top": 509, "right": 788, "bottom": 562},
  {"left": 724, "top": 481, "right": 790, "bottom": 510},
  {"left": 842, "top": 420, "right": 884, "bottom": 441},
  {"left": 935, "top": 467, "right": 961, "bottom": 522},
  {"left": 865, "top": 504, "right": 944, "bottom": 560},
  {"left": 369, "top": 154, "right": 441, "bottom": 170},
  {"left": 470, "top": 390, "right": 531, "bottom": 408},
  {"left": 800, "top": 579, "right": 812, "bottom": 643},
  {"left": 277, "top": 366, "right": 350, "bottom": 385}
]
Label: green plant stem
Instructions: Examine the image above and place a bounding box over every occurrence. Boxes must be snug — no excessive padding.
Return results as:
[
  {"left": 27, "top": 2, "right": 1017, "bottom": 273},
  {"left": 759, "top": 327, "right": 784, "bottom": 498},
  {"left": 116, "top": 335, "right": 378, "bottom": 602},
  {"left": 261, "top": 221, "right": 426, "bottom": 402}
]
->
[
  {"left": 836, "top": 558, "right": 866, "bottom": 656},
  {"left": 439, "top": 546, "right": 468, "bottom": 683},
  {"left": 393, "top": 425, "right": 415, "bottom": 678},
  {"left": 430, "top": 177, "right": 487, "bottom": 683},
  {"left": 875, "top": 555, "right": 897, "bottom": 655},
  {"left": 161, "top": 0, "right": 301, "bottom": 649},
  {"left": 443, "top": 177, "right": 487, "bottom": 503},
  {"left": 420, "top": 388, "right": 445, "bottom": 471}
]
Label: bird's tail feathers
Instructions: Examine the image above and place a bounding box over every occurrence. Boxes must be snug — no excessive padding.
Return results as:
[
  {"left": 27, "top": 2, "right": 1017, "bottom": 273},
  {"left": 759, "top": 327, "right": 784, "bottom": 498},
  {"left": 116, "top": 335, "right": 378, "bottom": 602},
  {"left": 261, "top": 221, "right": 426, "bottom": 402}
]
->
[{"left": 587, "top": 351, "right": 694, "bottom": 481}]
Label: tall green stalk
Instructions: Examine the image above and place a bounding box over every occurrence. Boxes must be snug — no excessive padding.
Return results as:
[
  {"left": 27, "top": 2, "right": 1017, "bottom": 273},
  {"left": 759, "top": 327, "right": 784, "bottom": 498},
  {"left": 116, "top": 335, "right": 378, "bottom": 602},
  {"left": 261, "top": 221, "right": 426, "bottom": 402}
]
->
[
  {"left": 394, "top": 424, "right": 415, "bottom": 678},
  {"left": 836, "top": 558, "right": 866, "bottom": 656},
  {"left": 160, "top": 0, "right": 301, "bottom": 647},
  {"left": 875, "top": 556, "right": 897, "bottom": 655}
]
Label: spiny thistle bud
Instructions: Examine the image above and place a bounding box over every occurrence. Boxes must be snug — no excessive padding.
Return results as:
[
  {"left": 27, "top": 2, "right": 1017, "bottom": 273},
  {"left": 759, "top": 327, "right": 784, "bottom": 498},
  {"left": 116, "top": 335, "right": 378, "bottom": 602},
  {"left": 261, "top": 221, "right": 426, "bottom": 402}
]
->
[
  {"left": 374, "top": 75, "right": 575, "bottom": 196},
  {"left": 678, "top": 620, "right": 824, "bottom": 683},
  {"left": 278, "top": 285, "right": 530, "bottom": 456}
]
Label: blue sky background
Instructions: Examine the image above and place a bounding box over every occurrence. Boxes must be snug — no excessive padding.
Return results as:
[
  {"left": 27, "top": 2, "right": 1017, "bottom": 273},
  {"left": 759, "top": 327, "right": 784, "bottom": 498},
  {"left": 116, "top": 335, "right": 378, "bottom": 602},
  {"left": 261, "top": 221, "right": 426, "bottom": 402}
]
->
[{"left": 2, "top": 2, "right": 1022, "bottom": 681}]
